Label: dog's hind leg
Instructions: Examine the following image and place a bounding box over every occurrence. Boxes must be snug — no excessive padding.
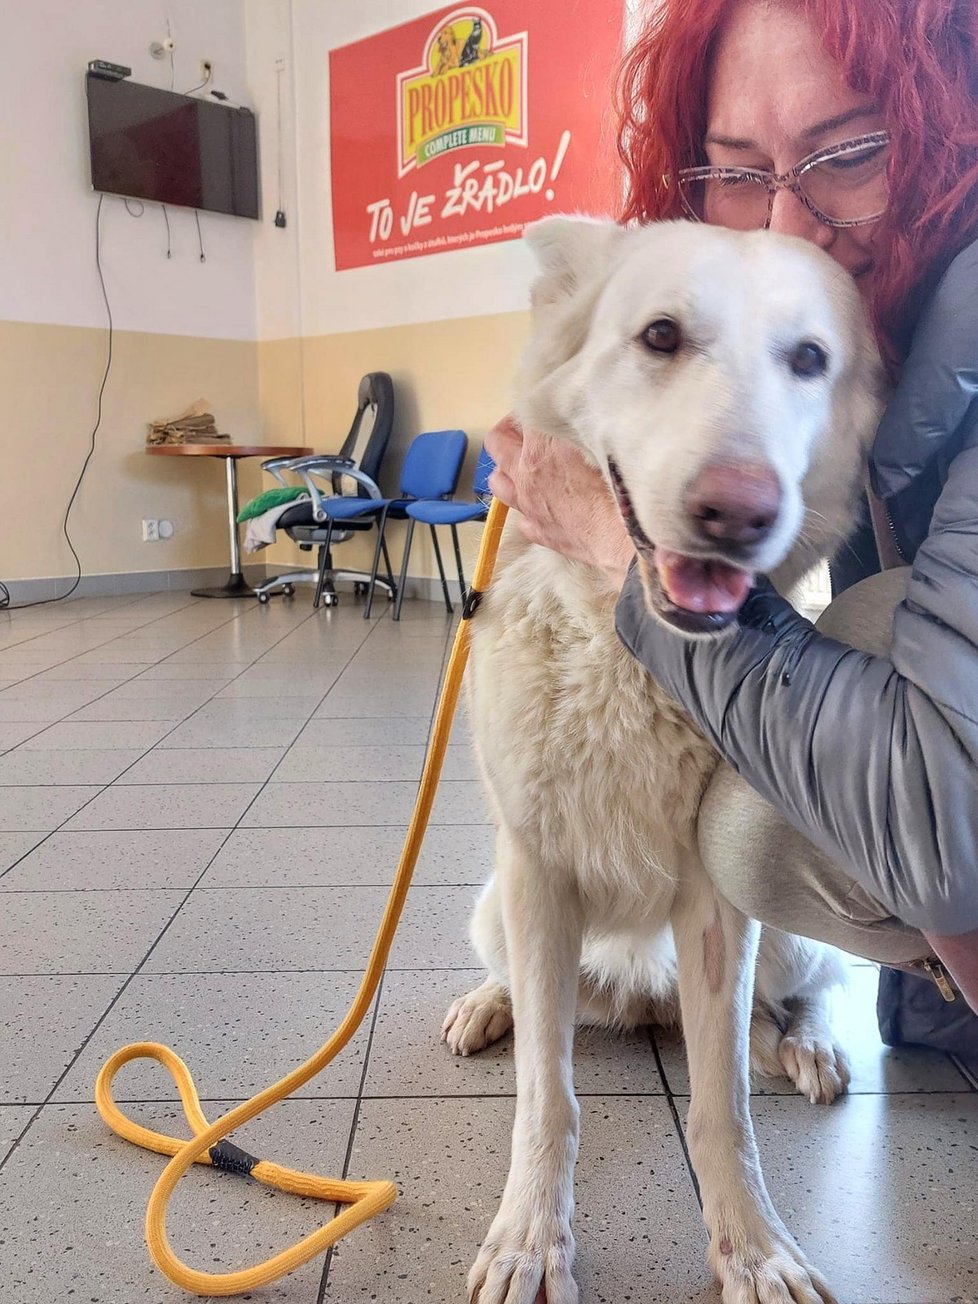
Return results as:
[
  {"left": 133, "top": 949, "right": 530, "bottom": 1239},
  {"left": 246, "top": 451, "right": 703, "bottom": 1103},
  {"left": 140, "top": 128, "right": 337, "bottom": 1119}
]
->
[
  {"left": 442, "top": 875, "right": 515, "bottom": 1055},
  {"left": 753, "top": 927, "right": 851, "bottom": 1104},
  {"left": 466, "top": 828, "right": 582, "bottom": 1304},
  {"left": 672, "top": 855, "right": 836, "bottom": 1304}
]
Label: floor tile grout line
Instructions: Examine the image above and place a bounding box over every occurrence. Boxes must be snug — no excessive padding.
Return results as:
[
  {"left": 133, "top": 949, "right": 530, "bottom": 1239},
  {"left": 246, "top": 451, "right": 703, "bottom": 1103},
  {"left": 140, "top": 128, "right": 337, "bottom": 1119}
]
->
[
  {"left": 0, "top": 770, "right": 478, "bottom": 782},
  {"left": 0, "top": 881, "right": 487, "bottom": 894},
  {"left": 938, "top": 1049, "right": 976, "bottom": 1091},
  {"left": 3, "top": 965, "right": 485, "bottom": 975},
  {"left": 317, "top": 971, "right": 388, "bottom": 1304},
  {"left": 0, "top": 825, "right": 245, "bottom": 1178},
  {"left": 0, "top": 593, "right": 205, "bottom": 688},
  {"left": 0, "top": 966, "right": 526, "bottom": 976},
  {"left": 316, "top": 616, "right": 455, "bottom": 1303},
  {"left": 0, "top": 818, "right": 487, "bottom": 850},
  {"left": 0, "top": 598, "right": 355, "bottom": 873},
  {"left": 0, "top": 776, "right": 486, "bottom": 791},
  {"left": 209, "top": 614, "right": 392, "bottom": 830},
  {"left": 0, "top": 821, "right": 488, "bottom": 845},
  {"left": 11, "top": 1086, "right": 976, "bottom": 1109},
  {"left": 0, "top": 600, "right": 308, "bottom": 873},
  {"left": 949, "top": 1052, "right": 978, "bottom": 1091},
  {"left": 0, "top": 590, "right": 172, "bottom": 658},
  {"left": 6, "top": 588, "right": 309, "bottom": 690},
  {"left": 192, "top": 606, "right": 402, "bottom": 801},
  {"left": 647, "top": 1026, "right": 703, "bottom": 1210}
]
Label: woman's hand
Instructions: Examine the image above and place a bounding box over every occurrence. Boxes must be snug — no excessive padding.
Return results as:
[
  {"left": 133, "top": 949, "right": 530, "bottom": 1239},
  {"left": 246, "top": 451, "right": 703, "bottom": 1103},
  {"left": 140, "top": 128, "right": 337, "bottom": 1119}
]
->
[{"left": 485, "top": 416, "right": 635, "bottom": 587}]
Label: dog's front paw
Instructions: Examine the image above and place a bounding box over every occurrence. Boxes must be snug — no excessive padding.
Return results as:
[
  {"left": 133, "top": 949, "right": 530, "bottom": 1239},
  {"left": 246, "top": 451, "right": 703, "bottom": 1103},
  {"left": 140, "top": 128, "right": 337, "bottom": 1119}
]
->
[
  {"left": 778, "top": 1029, "right": 851, "bottom": 1106},
  {"left": 711, "top": 1226, "right": 836, "bottom": 1304},
  {"left": 442, "top": 980, "right": 513, "bottom": 1056},
  {"left": 468, "top": 1208, "right": 577, "bottom": 1304}
]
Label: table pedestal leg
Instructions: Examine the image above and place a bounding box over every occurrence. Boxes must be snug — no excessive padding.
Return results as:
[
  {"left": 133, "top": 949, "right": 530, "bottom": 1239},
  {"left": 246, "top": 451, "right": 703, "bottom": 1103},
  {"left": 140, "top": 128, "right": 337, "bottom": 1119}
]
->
[{"left": 191, "top": 456, "right": 255, "bottom": 598}]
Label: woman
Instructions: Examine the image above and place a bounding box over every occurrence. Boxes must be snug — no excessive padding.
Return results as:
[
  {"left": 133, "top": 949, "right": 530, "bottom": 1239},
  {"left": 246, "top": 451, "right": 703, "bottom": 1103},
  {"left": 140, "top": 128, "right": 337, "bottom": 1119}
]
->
[{"left": 487, "top": 0, "right": 978, "bottom": 1029}]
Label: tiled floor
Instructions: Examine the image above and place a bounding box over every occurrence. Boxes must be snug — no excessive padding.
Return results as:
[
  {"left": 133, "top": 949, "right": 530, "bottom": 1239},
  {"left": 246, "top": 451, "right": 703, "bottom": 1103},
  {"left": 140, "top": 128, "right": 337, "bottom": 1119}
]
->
[{"left": 0, "top": 590, "right": 975, "bottom": 1304}]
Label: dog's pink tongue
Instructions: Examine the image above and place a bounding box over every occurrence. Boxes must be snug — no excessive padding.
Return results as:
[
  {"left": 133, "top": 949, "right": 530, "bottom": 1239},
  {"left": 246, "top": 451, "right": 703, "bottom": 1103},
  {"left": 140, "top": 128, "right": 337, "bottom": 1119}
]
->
[{"left": 656, "top": 549, "right": 754, "bottom": 614}]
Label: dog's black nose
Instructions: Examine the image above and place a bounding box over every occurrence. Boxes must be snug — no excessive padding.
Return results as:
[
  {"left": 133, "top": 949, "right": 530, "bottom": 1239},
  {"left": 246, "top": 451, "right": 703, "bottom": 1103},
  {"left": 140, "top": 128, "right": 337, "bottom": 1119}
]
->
[{"left": 685, "top": 461, "right": 781, "bottom": 546}]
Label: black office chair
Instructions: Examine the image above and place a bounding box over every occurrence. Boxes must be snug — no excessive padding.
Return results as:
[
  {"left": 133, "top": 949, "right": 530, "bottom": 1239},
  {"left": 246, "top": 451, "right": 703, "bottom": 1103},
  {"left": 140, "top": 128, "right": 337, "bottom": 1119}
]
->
[{"left": 254, "top": 372, "right": 396, "bottom": 607}]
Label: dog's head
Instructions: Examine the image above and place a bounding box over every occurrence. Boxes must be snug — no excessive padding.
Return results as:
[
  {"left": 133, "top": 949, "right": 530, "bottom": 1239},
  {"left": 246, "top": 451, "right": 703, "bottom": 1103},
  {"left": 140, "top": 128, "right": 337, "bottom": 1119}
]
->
[{"left": 518, "top": 217, "right": 886, "bottom": 634}]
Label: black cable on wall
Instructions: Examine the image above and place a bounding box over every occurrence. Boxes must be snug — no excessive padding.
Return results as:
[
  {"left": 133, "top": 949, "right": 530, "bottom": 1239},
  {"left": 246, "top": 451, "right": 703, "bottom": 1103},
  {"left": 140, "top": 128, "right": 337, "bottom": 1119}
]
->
[{"left": 1, "top": 193, "right": 113, "bottom": 611}]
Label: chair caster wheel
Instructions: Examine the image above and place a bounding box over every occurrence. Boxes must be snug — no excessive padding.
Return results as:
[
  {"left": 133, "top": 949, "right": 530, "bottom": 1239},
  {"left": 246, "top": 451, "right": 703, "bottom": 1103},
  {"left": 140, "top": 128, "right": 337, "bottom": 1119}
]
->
[
  {"left": 282, "top": 584, "right": 296, "bottom": 597},
  {"left": 354, "top": 581, "right": 367, "bottom": 597},
  {"left": 257, "top": 592, "right": 270, "bottom": 604},
  {"left": 323, "top": 593, "right": 339, "bottom": 607},
  {"left": 387, "top": 590, "right": 396, "bottom": 602}
]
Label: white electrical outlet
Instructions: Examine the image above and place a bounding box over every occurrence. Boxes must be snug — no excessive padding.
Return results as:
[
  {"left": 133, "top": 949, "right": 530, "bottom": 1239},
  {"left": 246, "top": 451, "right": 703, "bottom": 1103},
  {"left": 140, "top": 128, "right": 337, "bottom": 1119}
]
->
[{"left": 142, "top": 519, "right": 160, "bottom": 542}]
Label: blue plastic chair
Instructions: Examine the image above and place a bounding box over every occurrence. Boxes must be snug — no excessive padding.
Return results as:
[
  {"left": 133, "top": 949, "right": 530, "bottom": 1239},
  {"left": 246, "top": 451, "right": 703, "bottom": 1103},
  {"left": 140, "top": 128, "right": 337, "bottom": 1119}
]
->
[
  {"left": 396, "top": 445, "right": 494, "bottom": 620},
  {"left": 322, "top": 430, "right": 468, "bottom": 619}
]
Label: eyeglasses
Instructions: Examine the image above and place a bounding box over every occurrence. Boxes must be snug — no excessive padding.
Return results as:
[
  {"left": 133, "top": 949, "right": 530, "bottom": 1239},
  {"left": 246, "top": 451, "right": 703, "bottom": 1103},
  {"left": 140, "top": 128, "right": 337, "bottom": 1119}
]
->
[{"left": 677, "top": 130, "right": 890, "bottom": 230}]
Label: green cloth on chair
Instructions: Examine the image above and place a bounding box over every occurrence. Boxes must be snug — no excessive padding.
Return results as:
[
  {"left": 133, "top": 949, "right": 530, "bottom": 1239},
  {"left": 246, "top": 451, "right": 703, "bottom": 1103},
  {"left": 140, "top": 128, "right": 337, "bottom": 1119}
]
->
[{"left": 237, "top": 486, "right": 309, "bottom": 522}]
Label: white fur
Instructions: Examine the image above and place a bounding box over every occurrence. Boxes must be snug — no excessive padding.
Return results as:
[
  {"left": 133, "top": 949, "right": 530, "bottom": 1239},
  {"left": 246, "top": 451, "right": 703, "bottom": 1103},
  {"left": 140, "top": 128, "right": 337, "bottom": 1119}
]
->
[{"left": 443, "top": 218, "right": 885, "bottom": 1304}]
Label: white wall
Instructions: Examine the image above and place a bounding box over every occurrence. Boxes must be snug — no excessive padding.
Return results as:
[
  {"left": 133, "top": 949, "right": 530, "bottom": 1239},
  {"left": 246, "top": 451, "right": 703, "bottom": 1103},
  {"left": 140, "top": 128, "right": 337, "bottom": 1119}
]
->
[
  {"left": 0, "top": 0, "right": 556, "bottom": 346},
  {"left": 0, "top": 0, "right": 257, "bottom": 340},
  {"left": 249, "top": 0, "right": 543, "bottom": 343},
  {"left": 247, "top": 0, "right": 303, "bottom": 345},
  {"left": 0, "top": 0, "right": 264, "bottom": 587}
]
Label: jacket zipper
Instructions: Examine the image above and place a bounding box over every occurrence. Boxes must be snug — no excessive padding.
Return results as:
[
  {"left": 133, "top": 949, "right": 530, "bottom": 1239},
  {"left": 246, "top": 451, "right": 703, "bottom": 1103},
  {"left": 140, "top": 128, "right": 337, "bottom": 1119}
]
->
[
  {"left": 921, "top": 958, "right": 957, "bottom": 1002},
  {"left": 878, "top": 494, "right": 907, "bottom": 565}
]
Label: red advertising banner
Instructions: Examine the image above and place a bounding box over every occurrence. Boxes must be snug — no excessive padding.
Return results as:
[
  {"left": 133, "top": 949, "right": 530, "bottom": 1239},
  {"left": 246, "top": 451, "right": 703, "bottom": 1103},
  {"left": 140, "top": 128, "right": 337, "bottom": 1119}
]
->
[{"left": 329, "top": 2, "right": 625, "bottom": 270}]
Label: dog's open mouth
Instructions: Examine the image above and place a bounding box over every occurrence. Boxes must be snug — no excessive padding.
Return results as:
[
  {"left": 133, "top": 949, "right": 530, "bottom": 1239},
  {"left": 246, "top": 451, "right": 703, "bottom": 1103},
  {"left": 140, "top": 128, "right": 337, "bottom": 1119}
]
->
[{"left": 607, "top": 460, "right": 754, "bottom": 635}]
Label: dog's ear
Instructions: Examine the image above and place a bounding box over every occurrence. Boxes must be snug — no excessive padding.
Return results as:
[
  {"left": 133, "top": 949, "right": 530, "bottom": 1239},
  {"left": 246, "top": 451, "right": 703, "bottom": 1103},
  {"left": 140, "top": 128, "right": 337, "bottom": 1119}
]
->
[{"left": 523, "top": 216, "right": 626, "bottom": 307}]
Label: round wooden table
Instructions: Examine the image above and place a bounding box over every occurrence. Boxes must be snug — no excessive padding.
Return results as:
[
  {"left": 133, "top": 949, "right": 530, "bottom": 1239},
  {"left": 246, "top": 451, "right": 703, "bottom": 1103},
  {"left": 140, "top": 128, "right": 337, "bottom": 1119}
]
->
[{"left": 146, "top": 443, "right": 311, "bottom": 598}]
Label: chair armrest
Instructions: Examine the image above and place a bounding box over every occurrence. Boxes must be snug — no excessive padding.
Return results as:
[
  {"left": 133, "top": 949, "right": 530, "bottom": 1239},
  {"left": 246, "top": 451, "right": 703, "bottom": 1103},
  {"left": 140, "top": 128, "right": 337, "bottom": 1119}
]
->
[
  {"left": 281, "top": 455, "right": 355, "bottom": 473},
  {"left": 260, "top": 454, "right": 311, "bottom": 487},
  {"left": 260, "top": 453, "right": 356, "bottom": 484},
  {"left": 260, "top": 454, "right": 374, "bottom": 519},
  {"left": 290, "top": 459, "right": 382, "bottom": 522}
]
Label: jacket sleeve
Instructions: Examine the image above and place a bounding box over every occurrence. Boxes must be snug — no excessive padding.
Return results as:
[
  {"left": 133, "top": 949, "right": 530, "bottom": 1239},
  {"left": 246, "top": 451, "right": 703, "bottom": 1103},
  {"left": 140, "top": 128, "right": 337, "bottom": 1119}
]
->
[{"left": 615, "top": 437, "right": 978, "bottom": 936}]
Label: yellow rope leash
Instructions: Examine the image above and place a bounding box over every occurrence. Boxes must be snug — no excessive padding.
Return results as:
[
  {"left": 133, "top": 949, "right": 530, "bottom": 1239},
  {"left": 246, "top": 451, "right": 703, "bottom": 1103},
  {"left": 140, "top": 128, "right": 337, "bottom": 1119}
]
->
[{"left": 95, "top": 497, "right": 509, "bottom": 1297}]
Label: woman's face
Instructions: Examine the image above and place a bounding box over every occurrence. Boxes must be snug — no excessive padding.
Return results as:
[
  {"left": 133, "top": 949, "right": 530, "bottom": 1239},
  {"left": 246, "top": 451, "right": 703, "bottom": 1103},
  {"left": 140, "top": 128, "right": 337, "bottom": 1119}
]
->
[{"left": 706, "top": 0, "right": 886, "bottom": 284}]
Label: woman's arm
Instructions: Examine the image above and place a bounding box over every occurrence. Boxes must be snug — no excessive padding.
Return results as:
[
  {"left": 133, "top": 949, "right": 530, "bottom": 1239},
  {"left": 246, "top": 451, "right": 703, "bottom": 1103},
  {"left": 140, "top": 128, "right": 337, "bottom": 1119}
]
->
[{"left": 615, "top": 434, "right": 978, "bottom": 940}]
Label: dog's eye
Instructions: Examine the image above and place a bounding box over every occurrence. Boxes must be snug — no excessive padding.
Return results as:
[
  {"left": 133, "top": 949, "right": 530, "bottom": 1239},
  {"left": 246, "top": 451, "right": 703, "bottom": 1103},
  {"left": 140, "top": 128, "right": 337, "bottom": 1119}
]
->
[
  {"left": 642, "top": 318, "right": 681, "bottom": 354},
  {"left": 790, "top": 340, "right": 829, "bottom": 378}
]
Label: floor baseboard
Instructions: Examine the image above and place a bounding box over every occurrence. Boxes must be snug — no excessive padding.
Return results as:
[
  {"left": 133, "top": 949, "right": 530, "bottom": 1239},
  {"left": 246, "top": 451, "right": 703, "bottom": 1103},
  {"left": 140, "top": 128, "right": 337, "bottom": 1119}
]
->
[{"left": 2, "top": 567, "right": 464, "bottom": 607}]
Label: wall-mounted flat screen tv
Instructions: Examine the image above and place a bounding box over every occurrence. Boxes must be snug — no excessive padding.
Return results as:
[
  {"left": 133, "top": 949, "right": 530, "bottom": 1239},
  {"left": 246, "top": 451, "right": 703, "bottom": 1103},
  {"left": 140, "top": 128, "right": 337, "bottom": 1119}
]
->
[{"left": 86, "top": 72, "right": 260, "bottom": 219}]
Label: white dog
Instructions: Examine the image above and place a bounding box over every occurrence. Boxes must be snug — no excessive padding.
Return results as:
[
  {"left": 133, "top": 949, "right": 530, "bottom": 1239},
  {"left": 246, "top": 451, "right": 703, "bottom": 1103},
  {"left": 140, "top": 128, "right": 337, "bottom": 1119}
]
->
[{"left": 442, "top": 219, "right": 885, "bottom": 1304}]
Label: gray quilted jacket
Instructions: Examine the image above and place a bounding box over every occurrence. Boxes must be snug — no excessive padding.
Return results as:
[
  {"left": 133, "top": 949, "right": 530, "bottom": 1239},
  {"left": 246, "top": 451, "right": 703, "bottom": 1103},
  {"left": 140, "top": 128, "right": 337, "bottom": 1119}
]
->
[{"left": 615, "top": 237, "right": 978, "bottom": 939}]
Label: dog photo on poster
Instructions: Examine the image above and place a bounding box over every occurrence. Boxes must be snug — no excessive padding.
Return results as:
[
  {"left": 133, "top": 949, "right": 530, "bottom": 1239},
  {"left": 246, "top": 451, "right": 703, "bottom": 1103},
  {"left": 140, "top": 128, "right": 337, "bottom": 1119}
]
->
[{"left": 329, "top": 2, "right": 625, "bottom": 270}]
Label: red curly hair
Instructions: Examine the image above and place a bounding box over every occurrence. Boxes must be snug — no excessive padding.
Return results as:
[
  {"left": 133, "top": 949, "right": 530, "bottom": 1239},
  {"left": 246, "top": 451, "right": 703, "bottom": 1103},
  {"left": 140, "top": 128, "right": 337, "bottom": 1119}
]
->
[{"left": 616, "top": 0, "right": 978, "bottom": 358}]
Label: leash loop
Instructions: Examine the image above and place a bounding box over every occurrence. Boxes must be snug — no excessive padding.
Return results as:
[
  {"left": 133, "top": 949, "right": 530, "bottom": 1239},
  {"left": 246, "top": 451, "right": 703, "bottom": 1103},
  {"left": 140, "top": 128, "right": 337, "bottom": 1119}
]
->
[{"left": 96, "top": 497, "right": 508, "bottom": 1297}]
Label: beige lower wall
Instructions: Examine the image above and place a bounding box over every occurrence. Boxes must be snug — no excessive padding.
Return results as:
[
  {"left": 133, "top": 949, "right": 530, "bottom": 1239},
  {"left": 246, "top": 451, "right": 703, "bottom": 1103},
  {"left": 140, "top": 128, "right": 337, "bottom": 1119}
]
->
[
  {"left": 1, "top": 320, "right": 262, "bottom": 583},
  {"left": 4, "top": 310, "right": 528, "bottom": 589},
  {"left": 257, "top": 310, "right": 529, "bottom": 580}
]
